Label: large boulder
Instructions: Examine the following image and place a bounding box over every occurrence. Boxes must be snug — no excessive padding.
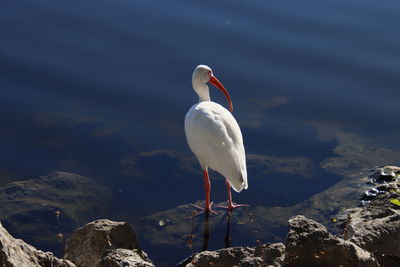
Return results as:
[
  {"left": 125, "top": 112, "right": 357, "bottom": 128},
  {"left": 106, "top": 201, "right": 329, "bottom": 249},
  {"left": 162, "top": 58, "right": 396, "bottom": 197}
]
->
[
  {"left": 285, "top": 215, "right": 379, "bottom": 267},
  {"left": 181, "top": 243, "right": 285, "bottom": 267},
  {"left": 64, "top": 219, "right": 154, "bottom": 267},
  {"left": 0, "top": 171, "right": 111, "bottom": 254},
  {"left": 0, "top": 221, "right": 75, "bottom": 267}
]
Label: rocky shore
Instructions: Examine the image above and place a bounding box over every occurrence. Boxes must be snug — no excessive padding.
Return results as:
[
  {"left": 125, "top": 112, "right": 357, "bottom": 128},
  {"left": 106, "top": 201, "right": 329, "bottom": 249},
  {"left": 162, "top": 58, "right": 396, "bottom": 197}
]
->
[{"left": 1, "top": 166, "right": 400, "bottom": 266}]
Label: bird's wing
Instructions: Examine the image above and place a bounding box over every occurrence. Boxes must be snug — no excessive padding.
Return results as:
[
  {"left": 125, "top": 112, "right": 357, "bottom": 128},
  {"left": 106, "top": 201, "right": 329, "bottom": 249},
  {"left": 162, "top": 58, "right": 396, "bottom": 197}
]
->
[{"left": 185, "top": 102, "right": 247, "bottom": 192}]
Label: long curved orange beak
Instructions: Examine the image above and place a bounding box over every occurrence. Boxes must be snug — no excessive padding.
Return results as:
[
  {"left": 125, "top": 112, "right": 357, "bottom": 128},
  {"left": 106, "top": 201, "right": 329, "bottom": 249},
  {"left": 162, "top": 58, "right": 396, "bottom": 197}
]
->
[{"left": 209, "top": 76, "right": 233, "bottom": 113}]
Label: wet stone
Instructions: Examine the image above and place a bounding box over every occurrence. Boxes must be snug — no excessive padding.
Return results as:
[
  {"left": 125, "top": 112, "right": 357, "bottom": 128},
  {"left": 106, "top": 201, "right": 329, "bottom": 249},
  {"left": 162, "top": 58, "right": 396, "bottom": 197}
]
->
[
  {"left": 360, "top": 166, "right": 400, "bottom": 205},
  {"left": 370, "top": 166, "right": 400, "bottom": 183}
]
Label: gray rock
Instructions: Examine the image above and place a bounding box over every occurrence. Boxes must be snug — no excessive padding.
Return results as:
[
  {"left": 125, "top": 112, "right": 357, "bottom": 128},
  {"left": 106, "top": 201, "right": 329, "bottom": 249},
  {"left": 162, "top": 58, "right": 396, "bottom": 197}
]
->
[
  {"left": 0, "top": 171, "right": 111, "bottom": 254},
  {"left": 100, "top": 249, "right": 154, "bottom": 267},
  {"left": 0, "top": 221, "right": 75, "bottom": 267},
  {"left": 256, "top": 243, "right": 286, "bottom": 266},
  {"left": 347, "top": 168, "right": 400, "bottom": 256},
  {"left": 285, "top": 215, "right": 379, "bottom": 267},
  {"left": 370, "top": 166, "right": 400, "bottom": 183},
  {"left": 183, "top": 243, "right": 285, "bottom": 267},
  {"left": 64, "top": 219, "right": 154, "bottom": 267},
  {"left": 373, "top": 252, "right": 400, "bottom": 267}
]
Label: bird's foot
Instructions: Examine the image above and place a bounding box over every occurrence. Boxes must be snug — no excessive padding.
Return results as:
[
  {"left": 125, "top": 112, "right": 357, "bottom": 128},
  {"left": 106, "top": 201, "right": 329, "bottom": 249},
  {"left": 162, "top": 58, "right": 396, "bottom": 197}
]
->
[
  {"left": 188, "top": 202, "right": 218, "bottom": 218},
  {"left": 215, "top": 203, "right": 250, "bottom": 216}
]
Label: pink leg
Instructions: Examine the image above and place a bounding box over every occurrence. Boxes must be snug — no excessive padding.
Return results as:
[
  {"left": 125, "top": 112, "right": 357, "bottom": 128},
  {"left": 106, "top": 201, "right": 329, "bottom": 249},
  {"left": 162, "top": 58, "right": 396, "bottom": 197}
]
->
[
  {"left": 189, "top": 170, "right": 218, "bottom": 216},
  {"left": 204, "top": 170, "right": 211, "bottom": 210},
  {"left": 216, "top": 179, "right": 249, "bottom": 215},
  {"left": 226, "top": 179, "right": 233, "bottom": 209}
]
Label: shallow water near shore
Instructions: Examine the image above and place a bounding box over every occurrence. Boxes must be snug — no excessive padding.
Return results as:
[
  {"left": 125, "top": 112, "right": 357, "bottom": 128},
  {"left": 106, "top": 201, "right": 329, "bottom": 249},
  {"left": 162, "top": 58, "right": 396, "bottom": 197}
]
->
[{"left": 1, "top": 0, "right": 400, "bottom": 265}]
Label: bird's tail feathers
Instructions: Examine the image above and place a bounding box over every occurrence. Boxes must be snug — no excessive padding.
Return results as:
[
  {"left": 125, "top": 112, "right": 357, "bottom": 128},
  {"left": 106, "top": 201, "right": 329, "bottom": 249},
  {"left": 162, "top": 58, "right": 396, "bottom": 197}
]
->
[{"left": 231, "top": 172, "right": 248, "bottom": 193}]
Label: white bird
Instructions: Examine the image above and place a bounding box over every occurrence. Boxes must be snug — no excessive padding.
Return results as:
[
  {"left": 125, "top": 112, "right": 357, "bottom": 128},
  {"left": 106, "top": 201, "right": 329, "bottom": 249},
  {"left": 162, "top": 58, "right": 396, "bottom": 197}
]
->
[{"left": 185, "top": 65, "right": 248, "bottom": 215}]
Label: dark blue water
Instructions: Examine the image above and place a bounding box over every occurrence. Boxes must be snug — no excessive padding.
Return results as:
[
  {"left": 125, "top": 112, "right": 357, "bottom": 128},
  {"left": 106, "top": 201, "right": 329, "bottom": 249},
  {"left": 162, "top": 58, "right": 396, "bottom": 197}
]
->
[{"left": 1, "top": 0, "right": 400, "bottom": 265}]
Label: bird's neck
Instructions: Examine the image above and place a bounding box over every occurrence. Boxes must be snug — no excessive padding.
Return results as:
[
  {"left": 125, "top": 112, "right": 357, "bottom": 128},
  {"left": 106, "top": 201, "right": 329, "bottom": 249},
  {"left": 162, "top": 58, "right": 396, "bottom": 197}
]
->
[
  {"left": 193, "top": 82, "right": 211, "bottom": 102},
  {"left": 198, "top": 90, "right": 210, "bottom": 102}
]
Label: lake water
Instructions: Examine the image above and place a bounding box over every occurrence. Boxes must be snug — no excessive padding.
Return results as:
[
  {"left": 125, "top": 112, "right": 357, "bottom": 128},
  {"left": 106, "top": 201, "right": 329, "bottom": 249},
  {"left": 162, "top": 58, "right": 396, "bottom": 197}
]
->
[{"left": 1, "top": 0, "right": 400, "bottom": 265}]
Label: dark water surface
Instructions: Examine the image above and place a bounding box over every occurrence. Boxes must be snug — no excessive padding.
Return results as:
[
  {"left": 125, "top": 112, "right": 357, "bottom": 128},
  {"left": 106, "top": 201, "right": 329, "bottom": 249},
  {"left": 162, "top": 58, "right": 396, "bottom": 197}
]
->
[{"left": 1, "top": 0, "right": 400, "bottom": 265}]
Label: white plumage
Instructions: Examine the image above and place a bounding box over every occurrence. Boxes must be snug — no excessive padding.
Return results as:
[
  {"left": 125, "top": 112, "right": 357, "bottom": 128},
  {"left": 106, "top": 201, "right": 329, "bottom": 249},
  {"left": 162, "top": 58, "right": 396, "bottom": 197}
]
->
[
  {"left": 185, "top": 101, "right": 247, "bottom": 192},
  {"left": 184, "top": 64, "right": 248, "bottom": 214}
]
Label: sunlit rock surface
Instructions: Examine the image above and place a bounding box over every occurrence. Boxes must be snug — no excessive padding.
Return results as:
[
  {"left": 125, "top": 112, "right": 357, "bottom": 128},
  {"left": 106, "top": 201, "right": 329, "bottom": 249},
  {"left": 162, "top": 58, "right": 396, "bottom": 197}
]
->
[
  {"left": 0, "top": 171, "right": 111, "bottom": 254},
  {"left": 285, "top": 215, "right": 379, "bottom": 267},
  {"left": 346, "top": 166, "right": 400, "bottom": 256},
  {"left": 0, "top": 221, "right": 75, "bottom": 267},
  {"left": 64, "top": 219, "right": 154, "bottom": 267},
  {"left": 180, "top": 243, "right": 285, "bottom": 267},
  {"left": 100, "top": 249, "right": 155, "bottom": 267}
]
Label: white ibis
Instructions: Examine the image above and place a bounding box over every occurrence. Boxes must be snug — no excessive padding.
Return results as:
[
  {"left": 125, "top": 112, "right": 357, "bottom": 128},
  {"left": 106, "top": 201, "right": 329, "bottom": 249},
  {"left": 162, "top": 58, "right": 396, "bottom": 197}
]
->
[{"left": 185, "top": 65, "right": 248, "bottom": 215}]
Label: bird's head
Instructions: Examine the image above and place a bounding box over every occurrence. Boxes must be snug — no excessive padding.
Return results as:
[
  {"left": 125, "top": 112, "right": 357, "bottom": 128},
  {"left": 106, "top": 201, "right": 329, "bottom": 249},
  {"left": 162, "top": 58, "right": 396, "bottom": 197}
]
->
[{"left": 192, "top": 65, "right": 233, "bottom": 112}]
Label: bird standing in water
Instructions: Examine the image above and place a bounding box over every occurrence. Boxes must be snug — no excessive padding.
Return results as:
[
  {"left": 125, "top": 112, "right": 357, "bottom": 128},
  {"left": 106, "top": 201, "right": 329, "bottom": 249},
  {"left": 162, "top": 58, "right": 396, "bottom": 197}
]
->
[{"left": 185, "top": 65, "right": 248, "bottom": 215}]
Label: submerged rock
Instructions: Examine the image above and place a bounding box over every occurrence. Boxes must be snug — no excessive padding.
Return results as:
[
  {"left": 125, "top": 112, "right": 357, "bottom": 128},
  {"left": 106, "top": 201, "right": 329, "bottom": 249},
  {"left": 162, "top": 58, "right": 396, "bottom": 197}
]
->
[
  {"left": 0, "top": 171, "right": 111, "bottom": 254},
  {"left": 0, "top": 221, "right": 75, "bottom": 267},
  {"left": 285, "top": 215, "right": 379, "bottom": 267},
  {"left": 64, "top": 219, "right": 154, "bottom": 267}
]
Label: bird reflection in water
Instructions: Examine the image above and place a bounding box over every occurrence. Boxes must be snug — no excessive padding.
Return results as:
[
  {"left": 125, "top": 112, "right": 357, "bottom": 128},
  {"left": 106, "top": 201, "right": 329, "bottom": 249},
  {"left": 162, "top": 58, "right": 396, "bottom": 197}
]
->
[
  {"left": 202, "top": 213, "right": 211, "bottom": 251},
  {"left": 224, "top": 215, "right": 232, "bottom": 248},
  {"left": 187, "top": 212, "right": 233, "bottom": 253}
]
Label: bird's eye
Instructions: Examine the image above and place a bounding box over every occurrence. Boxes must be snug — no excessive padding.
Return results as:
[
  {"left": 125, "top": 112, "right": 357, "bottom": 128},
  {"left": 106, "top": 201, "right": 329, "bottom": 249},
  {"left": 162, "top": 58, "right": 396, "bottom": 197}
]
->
[{"left": 208, "top": 71, "right": 212, "bottom": 77}]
